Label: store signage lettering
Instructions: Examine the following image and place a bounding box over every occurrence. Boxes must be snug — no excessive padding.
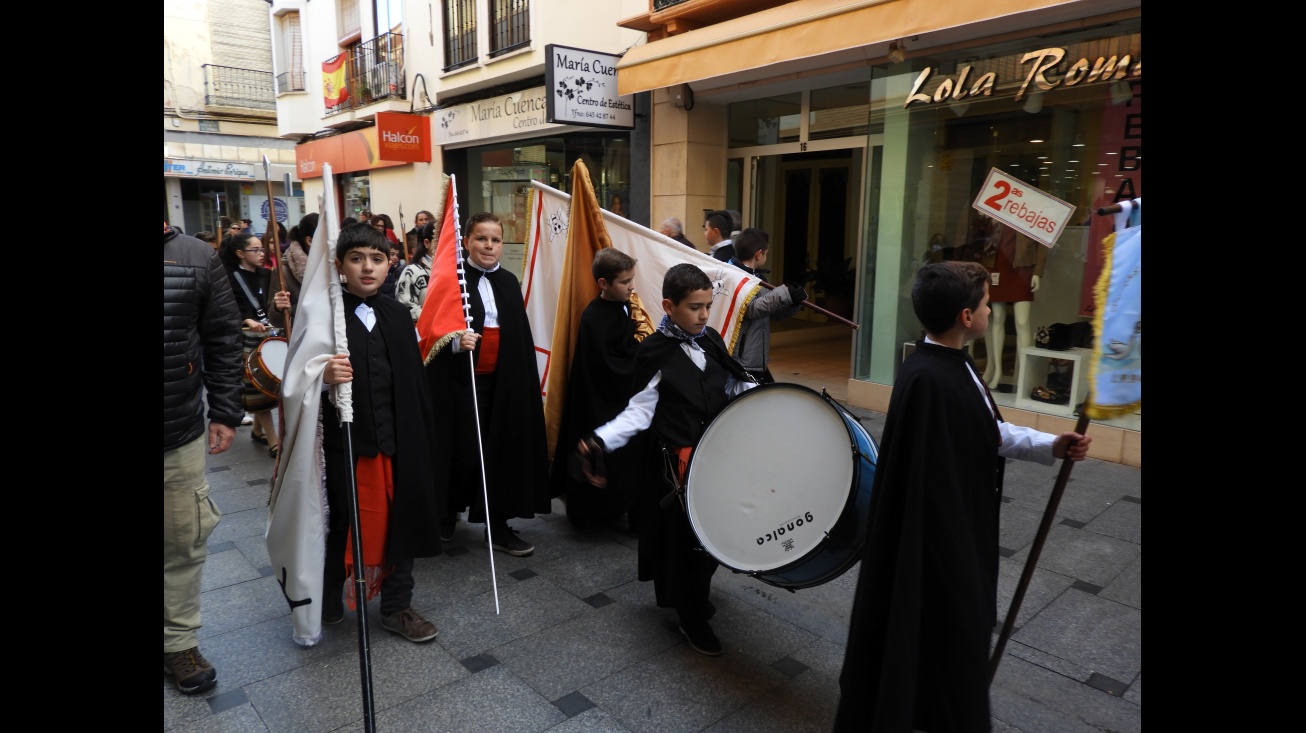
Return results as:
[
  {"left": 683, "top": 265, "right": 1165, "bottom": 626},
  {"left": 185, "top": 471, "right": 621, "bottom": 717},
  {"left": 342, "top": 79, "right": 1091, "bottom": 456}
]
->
[
  {"left": 971, "top": 167, "right": 1076, "bottom": 248},
  {"left": 164, "top": 159, "right": 256, "bottom": 180},
  {"left": 545, "top": 44, "right": 635, "bottom": 129},
  {"left": 905, "top": 46, "right": 1142, "bottom": 109},
  {"left": 436, "top": 87, "right": 568, "bottom": 145}
]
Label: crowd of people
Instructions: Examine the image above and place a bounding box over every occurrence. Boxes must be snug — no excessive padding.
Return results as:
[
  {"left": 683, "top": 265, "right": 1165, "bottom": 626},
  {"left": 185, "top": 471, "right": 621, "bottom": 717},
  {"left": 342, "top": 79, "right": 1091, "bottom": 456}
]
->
[{"left": 165, "top": 203, "right": 1091, "bottom": 730}]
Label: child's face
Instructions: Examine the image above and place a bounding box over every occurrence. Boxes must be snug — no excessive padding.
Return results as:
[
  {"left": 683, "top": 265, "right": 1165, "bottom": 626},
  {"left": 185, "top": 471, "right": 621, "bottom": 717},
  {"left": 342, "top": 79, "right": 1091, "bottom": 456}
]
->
[
  {"left": 336, "top": 246, "right": 388, "bottom": 297},
  {"left": 600, "top": 268, "right": 636, "bottom": 303},
  {"left": 662, "top": 287, "right": 713, "bottom": 334},
  {"left": 466, "top": 221, "right": 504, "bottom": 270}
]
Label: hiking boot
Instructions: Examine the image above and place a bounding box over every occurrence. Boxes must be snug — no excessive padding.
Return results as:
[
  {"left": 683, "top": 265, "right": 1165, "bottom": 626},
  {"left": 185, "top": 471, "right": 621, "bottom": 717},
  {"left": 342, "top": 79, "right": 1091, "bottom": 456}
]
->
[
  {"left": 381, "top": 608, "right": 438, "bottom": 642},
  {"left": 163, "top": 647, "right": 218, "bottom": 694},
  {"left": 485, "top": 526, "right": 534, "bottom": 557},
  {"left": 322, "top": 589, "right": 344, "bottom": 625},
  {"left": 679, "top": 620, "right": 722, "bottom": 656}
]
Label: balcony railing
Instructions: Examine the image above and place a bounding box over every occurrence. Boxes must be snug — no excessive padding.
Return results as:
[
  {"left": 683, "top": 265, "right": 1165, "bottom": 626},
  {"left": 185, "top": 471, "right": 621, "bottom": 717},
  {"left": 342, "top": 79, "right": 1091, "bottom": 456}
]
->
[
  {"left": 653, "top": 0, "right": 690, "bottom": 9},
  {"left": 202, "top": 65, "right": 276, "bottom": 111},
  {"left": 324, "top": 32, "right": 407, "bottom": 115},
  {"left": 490, "top": 0, "right": 530, "bottom": 58},
  {"left": 277, "top": 70, "right": 306, "bottom": 94}
]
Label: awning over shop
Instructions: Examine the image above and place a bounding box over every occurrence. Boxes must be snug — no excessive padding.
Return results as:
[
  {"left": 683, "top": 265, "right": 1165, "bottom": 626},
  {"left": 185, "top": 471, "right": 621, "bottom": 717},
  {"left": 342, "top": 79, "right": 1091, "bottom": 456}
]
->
[
  {"left": 615, "top": 0, "right": 1117, "bottom": 97},
  {"left": 295, "top": 126, "right": 409, "bottom": 179}
]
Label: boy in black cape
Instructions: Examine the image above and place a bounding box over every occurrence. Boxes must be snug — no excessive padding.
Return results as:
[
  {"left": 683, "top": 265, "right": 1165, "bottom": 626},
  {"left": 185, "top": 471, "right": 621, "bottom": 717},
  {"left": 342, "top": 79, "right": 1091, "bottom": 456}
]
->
[
  {"left": 576, "top": 263, "right": 757, "bottom": 656},
  {"left": 833, "top": 260, "right": 1091, "bottom": 732},
  {"left": 550, "top": 248, "right": 651, "bottom": 531}
]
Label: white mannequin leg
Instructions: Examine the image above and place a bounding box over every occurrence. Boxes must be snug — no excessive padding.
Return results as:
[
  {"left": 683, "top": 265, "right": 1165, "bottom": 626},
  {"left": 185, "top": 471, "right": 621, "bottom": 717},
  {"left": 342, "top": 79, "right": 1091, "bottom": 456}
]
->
[
  {"left": 983, "top": 301, "right": 1009, "bottom": 388},
  {"left": 1011, "top": 300, "right": 1034, "bottom": 388}
]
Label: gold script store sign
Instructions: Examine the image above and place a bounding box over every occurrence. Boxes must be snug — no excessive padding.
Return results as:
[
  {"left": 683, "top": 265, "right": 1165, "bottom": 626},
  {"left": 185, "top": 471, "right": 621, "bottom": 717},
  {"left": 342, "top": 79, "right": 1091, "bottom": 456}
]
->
[{"left": 905, "top": 47, "right": 1142, "bottom": 109}]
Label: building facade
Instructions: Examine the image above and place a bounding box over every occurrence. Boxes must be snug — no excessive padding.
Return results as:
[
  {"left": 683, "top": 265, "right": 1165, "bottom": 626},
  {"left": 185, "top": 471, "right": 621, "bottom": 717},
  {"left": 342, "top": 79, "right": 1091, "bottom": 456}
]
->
[
  {"left": 270, "top": 0, "right": 648, "bottom": 278},
  {"left": 617, "top": 0, "right": 1142, "bottom": 465},
  {"left": 164, "top": 0, "right": 304, "bottom": 237}
]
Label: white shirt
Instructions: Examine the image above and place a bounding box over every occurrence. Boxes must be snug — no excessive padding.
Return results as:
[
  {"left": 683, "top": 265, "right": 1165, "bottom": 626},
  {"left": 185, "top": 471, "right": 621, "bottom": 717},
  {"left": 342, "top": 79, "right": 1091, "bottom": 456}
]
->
[
  {"left": 594, "top": 338, "right": 754, "bottom": 451},
  {"left": 923, "top": 336, "right": 1056, "bottom": 465},
  {"left": 452, "top": 261, "right": 500, "bottom": 353}
]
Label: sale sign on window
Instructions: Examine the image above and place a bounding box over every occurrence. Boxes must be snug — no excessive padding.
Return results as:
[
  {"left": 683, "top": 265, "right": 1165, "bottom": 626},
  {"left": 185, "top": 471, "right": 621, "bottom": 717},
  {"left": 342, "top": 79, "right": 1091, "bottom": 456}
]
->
[{"left": 971, "top": 168, "right": 1076, "bottom": 248}]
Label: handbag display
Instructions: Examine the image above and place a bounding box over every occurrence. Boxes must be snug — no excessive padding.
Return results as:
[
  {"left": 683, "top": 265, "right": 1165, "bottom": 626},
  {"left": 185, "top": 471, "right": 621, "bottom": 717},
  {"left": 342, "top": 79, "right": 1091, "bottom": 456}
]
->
[{"left": 1035, "top": 321, "right": 1093, "bottom": 351}]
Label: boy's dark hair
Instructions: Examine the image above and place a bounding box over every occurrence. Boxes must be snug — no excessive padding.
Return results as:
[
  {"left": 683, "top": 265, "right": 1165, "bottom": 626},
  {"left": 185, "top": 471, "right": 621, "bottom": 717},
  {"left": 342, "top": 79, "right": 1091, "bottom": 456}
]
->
[
  {"left": 912, "top": 261, "right": 989, "bottom": 336},
  {"left": 733, "top": 227, "right": 769, "bottom": 261},
  {"left": 464, "top": 211, "right": 502, "bottom": 237},
  {"left": 335, "top": 221, "right": 391, "bottom": 261},
  {"left": 592, "top": 248, "right": 636, "bottom": 282},
  {"left": 297, "top": 212, "right": 319, "bottom": 241},
  {"left": 412, "top": 221, "right": 437, "bottom": 261},
  {"left": 705, "top": 211, "right": 731, "bottom": 237},
  {"left": 662, "top": 263, "right": 712, "bottom": 303}
]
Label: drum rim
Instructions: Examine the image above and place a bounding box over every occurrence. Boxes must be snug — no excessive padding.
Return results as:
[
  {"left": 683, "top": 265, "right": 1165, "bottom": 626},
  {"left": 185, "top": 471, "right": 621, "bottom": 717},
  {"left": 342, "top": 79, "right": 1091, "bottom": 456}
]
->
[
  {"left": 247, "top": 335, "right": 288, "bottom": 400},
  {"left": 684, "top": 382, "right": 866, "bottom": 577}
]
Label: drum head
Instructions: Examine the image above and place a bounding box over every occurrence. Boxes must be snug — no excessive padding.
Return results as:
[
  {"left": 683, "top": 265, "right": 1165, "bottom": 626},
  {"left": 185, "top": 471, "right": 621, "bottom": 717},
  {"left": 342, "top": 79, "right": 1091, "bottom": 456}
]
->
[
  {"left": 258, "top": 338, "right": 288, "bottom": 379},
  {"left": 686, "top": 384, "right": 856, "bottom": 574}
]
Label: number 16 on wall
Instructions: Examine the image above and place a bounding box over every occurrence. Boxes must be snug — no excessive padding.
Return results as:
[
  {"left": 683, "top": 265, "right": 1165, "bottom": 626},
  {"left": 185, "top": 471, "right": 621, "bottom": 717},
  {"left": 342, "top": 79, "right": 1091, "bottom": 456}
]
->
[{"left": 971, "top": 167, "right": 1076, "bottom": 249}]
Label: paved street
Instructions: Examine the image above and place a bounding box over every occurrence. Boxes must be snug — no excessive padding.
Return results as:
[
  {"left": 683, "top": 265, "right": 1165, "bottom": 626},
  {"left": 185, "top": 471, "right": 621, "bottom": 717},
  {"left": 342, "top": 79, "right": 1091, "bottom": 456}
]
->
[{"left": 164, "top": 342, "right": 1141, "bottom": 732}]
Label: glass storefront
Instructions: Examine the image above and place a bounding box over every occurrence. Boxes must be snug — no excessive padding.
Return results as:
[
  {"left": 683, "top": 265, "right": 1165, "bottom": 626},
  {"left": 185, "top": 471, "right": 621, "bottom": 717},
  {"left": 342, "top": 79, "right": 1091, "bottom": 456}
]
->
[
  {"left": 458, "top": 132, "right": 631, "bottom": 278},
  {"left": 853, "top": 18, "right": 1141, "bottom": 429}
]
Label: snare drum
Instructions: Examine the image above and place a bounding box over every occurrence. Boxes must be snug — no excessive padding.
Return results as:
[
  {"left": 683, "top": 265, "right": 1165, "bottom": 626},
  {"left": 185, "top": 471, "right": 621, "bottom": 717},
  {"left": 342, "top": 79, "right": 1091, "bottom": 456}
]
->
[
  {"left": 243, "top": 329, "right": 287, "bottom": 410},
  {"left": 684, "top": 383, "right": 877, "bottom": 590}
]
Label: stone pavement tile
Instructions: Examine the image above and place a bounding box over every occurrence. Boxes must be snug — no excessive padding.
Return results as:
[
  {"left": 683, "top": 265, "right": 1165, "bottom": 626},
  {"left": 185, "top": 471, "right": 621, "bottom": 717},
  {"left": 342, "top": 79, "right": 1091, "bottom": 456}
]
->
[
  {"left": 1099, "top": 554, "right": 1141, "bottom": 610},
  {"left": 990, "top": 655, "right": 1141, "bottom": 733},
  {"left": 207, "top": 459, "right": 277, "bottom": 491},
  {"left": 545, "top": 706, "right": 637, "bottom": 732},
  {"left": 199, "top": 575, "right": 293, "bottom": 640},
  {"left": 1124, "top": 673, "right": 1141, "bottom": 705},
  {"left": 709, "top": 598, "right": 822, "bottom": 666},
  {"left": 533, "top": 540, "right": 640, "bottom": 600},
  {"left": 195, "top": 612, "right": 359, "bottom": 691},
  {"left": 582, "top": 645, "right": 789, "bottom": 733},
  {"left": 996, "top": 557, "right": 1076, "bottom": 628},
  {"left": 701, "top": 667, "right": 839, "bottom": 733},
  {"left": 1008, "top": 524, "right": 1139, "bottom": 589},
  {"left": 786, "top": 637, "right": 848, "bottom": 681},
  {"left": 998, "top": 501, "right": 1051, "bottom": 554},
  {"left": 1070, "top": 458, "right": 1142, "bottom": 497},
  {"left": 164, "top": 675, "right": 220, "bottom": 731},
  {"left": 711, "top": 563, "right": 858, "bottom": 646},
  {"left": 243, "top": 630, "right": 469, "bottom": 733},
  {"left": 1001, "top": 639, "right": 1095, "bottom": 684},
  {"left": 1085, "top": 499, "right": 1141, "bottom": 544},
  {"left": 202, "top": 546, "right": 263, "bottom": 592},
  {"left": 335, "top": 664, "right": 566, "bottom": 733},
  {"left": 1002, "top": 469, "right": 1128, "bottom": 526},
  {"left": 209, "top": 483, "right": 272, "bottom": 514},
  {"left": 165, "top": 700, "right": 270, "bottom": 733},
  {"left": 426, "top": 576, "right": 593, "bottom": 660},
  {"left": 491, "top": 599, "right": 681, "bottom": 701},
  {"left": 208, "top": 506, "right": 271, "bottom": 546},
  {"left": 233, "top": 534, "right": 271, "bottom": 572},
  {"left": 1011, "top": 587, "right": 1141, "bottom": 684}
]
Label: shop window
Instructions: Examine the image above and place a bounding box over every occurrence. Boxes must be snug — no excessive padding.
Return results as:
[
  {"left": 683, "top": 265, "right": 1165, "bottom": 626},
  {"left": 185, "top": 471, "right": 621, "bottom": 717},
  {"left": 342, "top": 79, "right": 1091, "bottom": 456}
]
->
[
  {"left": 729, "top": 94, "right": 801, "bottom": 147},
  {"left": 490, "top": 0, "right": 529, "bottom": 58},
  {"left": 809, "top": 84, "right": 874, "bottom": 140},
  {"left": 443, "top": 0, "right": 478, "bottom": 71}
]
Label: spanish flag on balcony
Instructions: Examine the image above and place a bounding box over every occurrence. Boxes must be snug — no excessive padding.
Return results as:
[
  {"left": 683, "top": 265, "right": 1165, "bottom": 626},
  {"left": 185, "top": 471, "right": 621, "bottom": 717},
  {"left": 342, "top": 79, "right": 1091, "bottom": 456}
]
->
[{"left": 322, "top": 54, "right": 348, "bottom": 107}]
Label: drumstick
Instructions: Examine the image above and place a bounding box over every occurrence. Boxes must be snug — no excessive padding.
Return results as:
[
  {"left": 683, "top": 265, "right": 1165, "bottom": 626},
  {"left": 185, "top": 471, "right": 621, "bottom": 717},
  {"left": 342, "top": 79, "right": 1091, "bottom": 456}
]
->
[
  {"left": 757, "top": 280, "right": 859, "bottom": 329},
  {"left": 263, "top": 155, "right": 292, "bottom": 341}
]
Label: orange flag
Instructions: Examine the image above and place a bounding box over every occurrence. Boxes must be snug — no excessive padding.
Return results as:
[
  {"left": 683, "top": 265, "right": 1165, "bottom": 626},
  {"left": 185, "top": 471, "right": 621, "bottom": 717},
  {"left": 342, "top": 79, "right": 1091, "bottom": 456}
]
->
[
  {"left": 542, "top": 160, "right": 611, "bottom": 456},
  {"left": 417, "top": 175, "right": 468, "bottom": 363}
]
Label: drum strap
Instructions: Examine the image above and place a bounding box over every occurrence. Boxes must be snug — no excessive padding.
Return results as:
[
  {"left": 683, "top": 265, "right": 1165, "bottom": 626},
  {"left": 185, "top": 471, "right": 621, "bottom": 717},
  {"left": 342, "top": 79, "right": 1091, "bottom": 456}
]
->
[{"left": 231, "top": 270, "right": 270, "bottom": 324}]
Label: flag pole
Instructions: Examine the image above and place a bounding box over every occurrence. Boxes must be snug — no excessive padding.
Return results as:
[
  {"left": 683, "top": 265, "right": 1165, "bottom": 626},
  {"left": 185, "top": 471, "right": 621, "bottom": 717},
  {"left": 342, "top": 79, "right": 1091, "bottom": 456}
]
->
[
  {"left": 321, "top": 171, "right": 377, "bottom": 732},
  {"left": 756, "top": 279, "right": 858, "bottom": 329},
  {"left": 989, "top": 409, "right": 1090, "bottom": 685}
]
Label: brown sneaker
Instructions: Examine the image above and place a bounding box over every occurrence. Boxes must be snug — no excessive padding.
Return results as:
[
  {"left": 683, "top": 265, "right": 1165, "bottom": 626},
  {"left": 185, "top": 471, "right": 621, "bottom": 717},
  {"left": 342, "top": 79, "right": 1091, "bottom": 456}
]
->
[
  {"left": 381, "top": 608, "right": 438, "bottom": 642},
  {"left": 163, "top": 646, "right": 218, "bottom": 694}
]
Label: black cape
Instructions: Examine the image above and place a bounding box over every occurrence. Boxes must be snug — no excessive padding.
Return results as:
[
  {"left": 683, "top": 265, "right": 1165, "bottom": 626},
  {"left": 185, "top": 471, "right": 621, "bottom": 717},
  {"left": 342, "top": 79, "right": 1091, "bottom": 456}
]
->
[
  {"left": 427, "top": 261, "right": 551, "bottom": 522},
  {"left": 322, "top": 292, "right": 444, "bottom": 561},
  {"left": 549, "top": 297, "right": 643, "bottom": 520},
  {"left": 834, "top": 341, "right": 1004, "bottom": 733}
]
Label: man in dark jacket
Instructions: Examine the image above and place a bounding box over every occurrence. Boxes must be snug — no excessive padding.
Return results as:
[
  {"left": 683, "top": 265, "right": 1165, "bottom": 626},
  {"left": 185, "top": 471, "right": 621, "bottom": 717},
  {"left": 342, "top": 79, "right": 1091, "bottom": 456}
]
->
[{"left": 163, "top": 221, "right": 244, "bottom": 695}]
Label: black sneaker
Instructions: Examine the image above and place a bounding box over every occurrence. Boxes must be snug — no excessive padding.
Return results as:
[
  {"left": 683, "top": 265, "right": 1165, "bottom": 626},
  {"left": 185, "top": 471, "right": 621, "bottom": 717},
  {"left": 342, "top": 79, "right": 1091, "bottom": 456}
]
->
[
  {"left": 439, "top": 515, "right": 457, "bottom": 542},
  {"left": 322, "top": 589, "right": 344, "bottom": 625},
  {"left": 485, "top": 526, "right": 534, "bottom": 557},
  {"left": 679, "top": 620, "right": 722, "bottom": 656},
  {"left": 163, "top": 646, "right": 218, "bottom": 694}
]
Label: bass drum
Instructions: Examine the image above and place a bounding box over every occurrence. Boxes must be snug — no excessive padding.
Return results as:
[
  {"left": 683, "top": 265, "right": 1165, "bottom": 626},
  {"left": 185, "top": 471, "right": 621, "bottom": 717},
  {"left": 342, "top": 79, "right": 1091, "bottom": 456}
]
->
[{"left": 684, "top": 383, "right": 877, "bottom": 590}]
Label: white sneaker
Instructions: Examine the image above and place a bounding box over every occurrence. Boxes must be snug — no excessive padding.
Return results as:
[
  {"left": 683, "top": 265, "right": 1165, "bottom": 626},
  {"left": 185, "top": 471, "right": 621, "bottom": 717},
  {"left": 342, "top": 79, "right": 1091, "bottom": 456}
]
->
[{"left": 241, "top": 413, "right": 254, "bottom": 426}]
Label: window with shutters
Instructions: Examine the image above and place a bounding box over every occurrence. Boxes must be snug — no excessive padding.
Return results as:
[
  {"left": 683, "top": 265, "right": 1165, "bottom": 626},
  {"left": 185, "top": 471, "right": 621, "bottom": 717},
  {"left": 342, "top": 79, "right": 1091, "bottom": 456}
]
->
[
  {"left": 276, "top": 12, "right": 305, "bottom": 93},
  {"left": 443, "top": 0, "right": 477, "bottom": 71},
  {"left": 490, "top": 0, "right": 529, "bottom": 57},
  {"left": 339, "top": 0, "right": 362, "bottom": 45}
]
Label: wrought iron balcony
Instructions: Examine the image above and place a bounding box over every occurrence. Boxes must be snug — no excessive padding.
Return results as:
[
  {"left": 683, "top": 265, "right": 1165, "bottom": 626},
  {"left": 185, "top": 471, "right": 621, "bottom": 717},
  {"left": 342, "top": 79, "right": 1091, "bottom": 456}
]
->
[
  {"left": 326, "top": 32, "right": 407, "bottom": 115},
  {"left": 277, "top": 70, "right": 306, "bottom": 95},
  {"left": 202, "top": 65, "right": 276, "bottom": 111}
]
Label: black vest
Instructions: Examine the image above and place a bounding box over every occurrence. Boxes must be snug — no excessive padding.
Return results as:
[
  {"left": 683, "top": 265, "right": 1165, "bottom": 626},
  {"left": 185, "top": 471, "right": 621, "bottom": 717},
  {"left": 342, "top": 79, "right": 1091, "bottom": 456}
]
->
[
  {"left": 324, "top": 294, "right": 397, "bottom": 457},
  {"left": 650, "top": 342, "right": 731, "bottom": 448}
]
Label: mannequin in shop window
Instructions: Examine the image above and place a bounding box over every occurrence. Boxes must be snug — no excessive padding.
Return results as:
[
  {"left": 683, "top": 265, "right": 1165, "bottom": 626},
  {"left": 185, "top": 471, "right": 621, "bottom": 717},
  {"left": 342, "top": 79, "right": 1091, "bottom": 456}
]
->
[{"left": 980, "top": 225, "right": 1048, "bottom": 389}]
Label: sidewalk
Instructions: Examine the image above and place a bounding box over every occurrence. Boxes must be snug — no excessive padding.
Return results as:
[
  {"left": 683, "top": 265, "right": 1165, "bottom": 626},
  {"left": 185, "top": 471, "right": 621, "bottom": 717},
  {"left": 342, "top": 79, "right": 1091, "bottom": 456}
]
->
[{"left": 165, "top": 390, "right": 1140, "bottom": 732}]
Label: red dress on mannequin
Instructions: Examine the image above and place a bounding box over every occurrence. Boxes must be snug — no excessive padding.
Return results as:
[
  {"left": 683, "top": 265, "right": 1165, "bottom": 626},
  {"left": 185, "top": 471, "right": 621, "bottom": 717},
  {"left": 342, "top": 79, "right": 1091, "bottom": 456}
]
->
[{"left": 987, "top": 227, "right": 1046, "bottom": 303}]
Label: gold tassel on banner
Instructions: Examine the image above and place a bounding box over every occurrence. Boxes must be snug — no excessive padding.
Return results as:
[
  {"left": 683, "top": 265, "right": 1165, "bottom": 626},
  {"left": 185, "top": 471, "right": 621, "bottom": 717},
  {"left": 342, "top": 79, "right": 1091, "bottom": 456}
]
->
[{"left": 629, "top": 291, "right": 655, "bottom": 342}]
